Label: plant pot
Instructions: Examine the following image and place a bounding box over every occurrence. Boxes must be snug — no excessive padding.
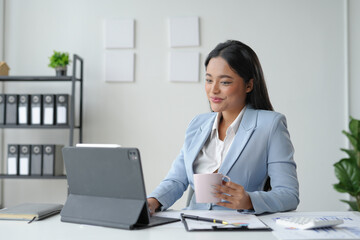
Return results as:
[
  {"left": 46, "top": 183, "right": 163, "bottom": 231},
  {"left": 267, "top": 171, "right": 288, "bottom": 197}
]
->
[{"left": 55, "top": 66, "right": 67, "bottom": 76}]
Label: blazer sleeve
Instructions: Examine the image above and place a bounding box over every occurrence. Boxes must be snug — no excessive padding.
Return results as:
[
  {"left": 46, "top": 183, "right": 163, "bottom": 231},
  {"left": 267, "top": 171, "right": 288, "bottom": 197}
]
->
[
  {"left": 147, "top": 145, "right": 189, "bottom": 210},
  {"left": 147, "top": 115, "right": 204, "bottom": 210},
  {"left": 247, "top": 113, "right": 300, "bottom": 214}
]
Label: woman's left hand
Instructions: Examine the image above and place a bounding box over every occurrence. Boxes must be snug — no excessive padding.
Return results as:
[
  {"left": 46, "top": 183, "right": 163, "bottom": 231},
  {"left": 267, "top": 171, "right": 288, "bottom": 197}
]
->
[{"left": 213, "top": 181, "right": 254, "bottom": 210}]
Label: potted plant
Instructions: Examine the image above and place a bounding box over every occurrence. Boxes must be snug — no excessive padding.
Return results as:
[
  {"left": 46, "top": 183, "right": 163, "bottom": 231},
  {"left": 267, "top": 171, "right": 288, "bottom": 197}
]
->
[
  {"left": 48, "top": 51, "right": 70, "bottom": 76},
  {"left": 333, "top": 117, "right": 360, "bottom": 211}
]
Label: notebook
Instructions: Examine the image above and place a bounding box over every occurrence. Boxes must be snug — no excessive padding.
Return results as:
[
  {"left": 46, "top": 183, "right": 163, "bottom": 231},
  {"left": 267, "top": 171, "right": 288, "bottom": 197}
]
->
[
  {"left": 60, "top": 146, "right": 179, "bottom": 230},
  {"left": 0, "top": 203, "right": 63, "bottom": 222}
]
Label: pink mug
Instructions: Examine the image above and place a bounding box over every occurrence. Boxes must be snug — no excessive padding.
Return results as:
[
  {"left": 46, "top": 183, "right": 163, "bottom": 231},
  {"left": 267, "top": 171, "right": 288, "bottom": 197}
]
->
[{"left": 193, "top": 173, "right": 230, "bottom": 203}]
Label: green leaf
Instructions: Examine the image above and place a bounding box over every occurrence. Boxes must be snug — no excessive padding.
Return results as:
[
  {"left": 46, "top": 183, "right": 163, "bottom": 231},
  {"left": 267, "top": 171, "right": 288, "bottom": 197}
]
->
[
  {"left": 48, "top": 51, "right": 70, "bottom": 68},
  {"left": 333, "top": 159, "right": 360, "bottom": 196},
  {"left": 333, "top": 183, "right": 349, "bottom": 193},
  {"left": 340, "top": 148, "right": 357, "bottom": 162},
  {"left": 348, "top": 117, "right": 360, "bottom": 152},
  {"left": 340, "top": 199, "right": 360, "bottom": 211},
  {"left": 349, "top": 117, "right": 358, "bottom": 135},
  {"left": 342, "top": 130, "right": 358, "bottom": 151}
]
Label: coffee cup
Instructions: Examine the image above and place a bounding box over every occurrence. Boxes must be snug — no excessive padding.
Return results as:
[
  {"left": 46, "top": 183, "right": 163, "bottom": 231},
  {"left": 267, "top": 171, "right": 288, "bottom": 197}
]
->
[{"left": 193, "top": 173, "right": 230, "bottom": 203}]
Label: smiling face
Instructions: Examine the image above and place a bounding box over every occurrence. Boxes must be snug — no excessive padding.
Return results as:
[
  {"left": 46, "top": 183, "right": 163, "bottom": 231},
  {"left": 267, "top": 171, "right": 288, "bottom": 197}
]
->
[{"left": 205, "top": 57, "right": 253, "bottom": 117}]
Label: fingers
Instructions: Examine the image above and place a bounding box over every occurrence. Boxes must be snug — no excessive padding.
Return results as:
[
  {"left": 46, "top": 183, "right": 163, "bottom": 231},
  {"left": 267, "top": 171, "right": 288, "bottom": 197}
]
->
[
  {"left": 224, "top": 180, "right": 243, "bottom": 190},
  {"left": 148, "top": 207, "right": 155, "bottom": 216},
  {"left": 147, "top": 202, "right": 154, "bottom": 216},
  {"left": 148, "top": 202, "right": 155, "bottom": 215},
  {"left": 212, "top": 181, "right": 253, "bottom": 210},
  {"left": 213, "top": 181, "right": 245, "bottom": 196},
  {"left": 216, "top": 201, "right": 234, "bottom": 208},
  {"left": 147, "top": 198, "right": 160, "bottom": 216}
]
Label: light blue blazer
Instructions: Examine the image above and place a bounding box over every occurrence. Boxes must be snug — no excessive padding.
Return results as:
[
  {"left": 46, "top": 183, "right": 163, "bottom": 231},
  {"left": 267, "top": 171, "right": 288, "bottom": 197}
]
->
[{"left": 148, "top": 106, "right": 299, "bottom": 214}]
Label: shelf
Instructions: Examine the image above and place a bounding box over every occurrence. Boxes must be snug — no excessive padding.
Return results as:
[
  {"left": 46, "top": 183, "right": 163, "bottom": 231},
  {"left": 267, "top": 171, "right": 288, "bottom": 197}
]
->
[
  {"left": 0, "top": 76, "right": 82, "bottom": 82},
  {"left": 0, "top": 174, "right": 66, "bottom": 179},
  {"left": 0, "top": 54, "right": 83, "bottom": 187},
  {"left": 0, "top": 125, "right": 81, "bottom": 129}
]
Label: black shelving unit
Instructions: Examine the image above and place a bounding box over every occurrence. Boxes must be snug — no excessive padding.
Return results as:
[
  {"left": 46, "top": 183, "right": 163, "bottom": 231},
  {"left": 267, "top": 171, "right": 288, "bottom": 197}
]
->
[
  {"left": 0, "top": 54, "right": 83, "bottom": 179},
  {"left": 0, "top": 174, "right": 67, "bottom": 179}
]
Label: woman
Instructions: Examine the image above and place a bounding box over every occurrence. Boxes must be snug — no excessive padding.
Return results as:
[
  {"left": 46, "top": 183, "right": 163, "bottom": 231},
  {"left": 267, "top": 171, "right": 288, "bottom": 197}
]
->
[{"left": 147, "top": 40, "right": 299, "bottom": 214}]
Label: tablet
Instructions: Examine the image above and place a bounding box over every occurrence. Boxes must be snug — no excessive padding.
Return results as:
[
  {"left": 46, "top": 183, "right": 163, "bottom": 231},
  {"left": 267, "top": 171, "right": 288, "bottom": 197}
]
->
[{"left": 60, "top": 146, "right": 179, "bottom": 229}]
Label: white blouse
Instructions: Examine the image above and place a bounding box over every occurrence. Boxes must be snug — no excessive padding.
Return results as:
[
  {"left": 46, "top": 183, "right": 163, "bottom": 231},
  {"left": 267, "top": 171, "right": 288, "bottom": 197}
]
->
[{"left": 193, "top": 107, "right": 246, "bottom": 174}]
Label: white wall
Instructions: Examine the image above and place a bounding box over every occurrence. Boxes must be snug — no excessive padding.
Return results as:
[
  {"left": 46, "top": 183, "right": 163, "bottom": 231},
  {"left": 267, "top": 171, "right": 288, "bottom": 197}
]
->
[
  {"left": 0, "top": 0, "right": 355, "bottom": 211},
  {"left": 349, "top": 0, "right": 360, "bottom": 119},
  {"left": 0, "top": 0, "right": 3, "bottom": 58}
]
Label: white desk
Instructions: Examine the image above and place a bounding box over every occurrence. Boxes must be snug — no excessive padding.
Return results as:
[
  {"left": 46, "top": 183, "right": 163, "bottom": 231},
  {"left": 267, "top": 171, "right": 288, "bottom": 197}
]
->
[
  {"left": 0, "top": 211, "right": 277, "bottom": 240},
  {"left": 2, "top": 210, "right": 359, "bottom": 240}
]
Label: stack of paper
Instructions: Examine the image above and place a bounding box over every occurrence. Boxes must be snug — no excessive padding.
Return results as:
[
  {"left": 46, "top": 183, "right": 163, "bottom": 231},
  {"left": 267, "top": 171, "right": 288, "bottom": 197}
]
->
[{"left": 155, "top": 210, "right": 269, "bottom": 231}]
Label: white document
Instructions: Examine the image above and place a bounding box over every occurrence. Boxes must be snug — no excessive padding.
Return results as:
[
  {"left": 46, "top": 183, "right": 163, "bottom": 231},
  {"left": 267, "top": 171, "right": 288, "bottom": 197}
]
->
[
  {"left": 31, "top": 106, "right": 41, "bottom": 124},
  {"left": 19, "top": 157, "right": 30, "bottom": 175},
  {"left": 154, "top": 210, "right": 267, "bottom": 230},
  {"left": 44, "top": 108, "right": 54, "bottom": 125},
  {"left": 183, "top": 211, "right": 267, "bottom": 230},
  {"left": 259, "top": 211, "right": 360, "bottom": 240},
  {"left": 18, "top": 106, "right": 27, "bottom": 124},
  {"left": 56, "top": 106, "right": 67, "bottom": 124},
  {"left": 7, "top": 157, "right": 17, "bottom": 175}
]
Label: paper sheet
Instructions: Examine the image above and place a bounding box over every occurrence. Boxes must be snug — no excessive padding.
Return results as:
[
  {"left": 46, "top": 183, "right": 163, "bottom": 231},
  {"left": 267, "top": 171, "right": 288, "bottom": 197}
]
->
[
  {"left": 186, "top": 211, "right": 267, "bottom": 230},
  {"left": 154, "top": 210, "right": 267, "bottom": 230},
  {"left": 259, "top": 211, "right": 360, "bottom": 239}
]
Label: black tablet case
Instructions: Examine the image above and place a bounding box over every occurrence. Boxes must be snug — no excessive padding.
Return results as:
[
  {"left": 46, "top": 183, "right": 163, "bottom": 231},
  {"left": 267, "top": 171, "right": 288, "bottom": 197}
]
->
[{"left": 60, "top": 147, "right": 178, "bottom": 229}]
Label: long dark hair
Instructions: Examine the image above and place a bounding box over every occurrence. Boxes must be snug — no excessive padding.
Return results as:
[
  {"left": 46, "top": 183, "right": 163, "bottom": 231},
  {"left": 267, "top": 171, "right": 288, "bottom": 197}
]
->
[{"left": 205, "top": 40, "right": 273, "bottom": 111}]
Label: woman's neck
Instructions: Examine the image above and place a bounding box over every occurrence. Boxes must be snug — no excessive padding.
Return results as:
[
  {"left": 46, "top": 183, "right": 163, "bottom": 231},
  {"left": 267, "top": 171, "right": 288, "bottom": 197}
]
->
[
  {"left": 220, "top": 106, "right": 245, "bottom": 126},
  {"left": 218, "top": 107, "right": 244, "bottom": 141}
]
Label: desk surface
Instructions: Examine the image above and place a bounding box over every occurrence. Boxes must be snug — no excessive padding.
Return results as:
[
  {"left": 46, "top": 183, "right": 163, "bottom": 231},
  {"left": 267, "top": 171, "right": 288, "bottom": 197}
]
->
[
  {"left": 0, "top": 211, "right": 277, "bottom": 240},
  {"left": 1, "top": 210, "right": 359, "bottom": 240}
]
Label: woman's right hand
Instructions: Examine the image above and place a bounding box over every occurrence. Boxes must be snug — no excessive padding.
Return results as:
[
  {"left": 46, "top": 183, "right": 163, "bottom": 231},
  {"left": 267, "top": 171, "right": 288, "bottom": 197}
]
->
[{"left": 147, "top": 197, "right": 161, "bottom": 216}]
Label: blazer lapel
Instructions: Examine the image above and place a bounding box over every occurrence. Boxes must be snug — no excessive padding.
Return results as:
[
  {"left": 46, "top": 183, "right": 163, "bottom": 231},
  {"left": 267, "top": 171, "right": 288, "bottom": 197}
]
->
[
  {"left": 219, "top": 108, "right": 258, "bottom": 176},
  {"left": 186, "top": 114, "right": 215, "bottom": 178}
]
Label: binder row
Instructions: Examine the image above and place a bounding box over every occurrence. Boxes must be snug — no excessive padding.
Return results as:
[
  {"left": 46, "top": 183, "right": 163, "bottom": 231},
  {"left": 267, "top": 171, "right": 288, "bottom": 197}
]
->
[
  {"left": 7, "top": 144, "right": 64, "bottom": 176},
  {"left": 0, "top": 94, "right": 69, "bottom": 126}
]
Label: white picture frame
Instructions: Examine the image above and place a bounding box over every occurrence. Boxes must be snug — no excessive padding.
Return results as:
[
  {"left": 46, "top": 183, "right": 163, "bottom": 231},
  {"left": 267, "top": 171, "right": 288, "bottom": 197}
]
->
[
  {"left": 169, "top": 51, "right": 199, "bottom": 82},
  {"left": 169, "top": 16, "right": 200, "bottom": 47},
  {"left": 104, "top": 18, "right": 135, "bottom": 49},
  {"left": 104, "top": 51, "right": 135, "bottom": 82}
]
